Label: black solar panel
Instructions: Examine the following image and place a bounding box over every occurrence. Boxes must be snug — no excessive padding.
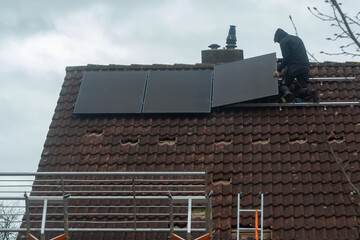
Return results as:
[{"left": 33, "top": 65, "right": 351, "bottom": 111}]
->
[
  {"left": 212, "top": 52, "right": 278, "bottom": 107},
  {"left": 142, "top": 70, "right": 213, "bottom": 113},
  {"left": 73, "top": 71, "right": 147, "bottom": 114}
]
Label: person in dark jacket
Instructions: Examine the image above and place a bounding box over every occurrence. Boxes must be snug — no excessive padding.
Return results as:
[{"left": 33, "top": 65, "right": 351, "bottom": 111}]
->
[{"left": 273, "top": 28, "right": 318, "bottom": 102}]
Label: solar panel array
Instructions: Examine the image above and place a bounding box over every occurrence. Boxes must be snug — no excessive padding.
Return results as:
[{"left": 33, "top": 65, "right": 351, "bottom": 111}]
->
[{"left": 73, "top": 53, "right": 278, "bottom": 114}]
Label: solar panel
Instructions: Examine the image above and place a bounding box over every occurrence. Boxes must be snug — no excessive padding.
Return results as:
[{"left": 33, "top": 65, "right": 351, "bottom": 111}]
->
[
  {"left": 73, "top": 71, "right": 148, "bottom": 114},
  {"left": 142, "top": 70, "right": 213, "bottom": 113},
  {"left": 212, "top": 52, "right": 278, "bottom": 107}
]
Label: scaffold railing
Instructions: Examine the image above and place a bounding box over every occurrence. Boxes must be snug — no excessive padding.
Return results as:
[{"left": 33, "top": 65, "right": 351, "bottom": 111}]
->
[{"left": 0, "top": 172, "right": 213, "bottom": 240}]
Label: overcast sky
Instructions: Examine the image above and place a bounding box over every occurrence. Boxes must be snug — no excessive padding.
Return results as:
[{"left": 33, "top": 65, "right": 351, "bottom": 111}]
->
[{"left": 0, "top": 0, "right": 359, "bottom": 173}]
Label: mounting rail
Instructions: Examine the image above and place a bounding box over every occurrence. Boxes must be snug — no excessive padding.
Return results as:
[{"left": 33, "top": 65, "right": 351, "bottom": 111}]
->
[
  {"left": 308, "top": 76, "right": 356, "bottom": 85},
  {"left": 279, "top": 76, "right": 356, "bottom": 82},
  {"left": 279, "top": 76, "right": 357, "bottom": 85},
  {"left": 229, "top": 101, "right": 360, "bottom": 111}
]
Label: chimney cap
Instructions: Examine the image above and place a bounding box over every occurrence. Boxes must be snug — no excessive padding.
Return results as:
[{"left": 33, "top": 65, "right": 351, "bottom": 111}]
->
[{"left": 208, "top": 44, "right": 221, "bottom": 50}]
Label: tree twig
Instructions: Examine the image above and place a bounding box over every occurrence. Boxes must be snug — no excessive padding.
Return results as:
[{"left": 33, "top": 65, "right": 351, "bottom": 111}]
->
[
  {"left": 308, "top": 0, "right": 360, "bottom": 58},
  {"left": 330, "top": 0, "right": 360, "bottom": 49},
  {"left": 328, "top": 143, "right": 360, "bottom": 198}
]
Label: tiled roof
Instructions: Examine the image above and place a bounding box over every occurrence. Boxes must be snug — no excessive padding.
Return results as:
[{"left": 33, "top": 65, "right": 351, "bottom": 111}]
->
[{"left": 36, "top": 62, "right": 360, "bottom": 239}]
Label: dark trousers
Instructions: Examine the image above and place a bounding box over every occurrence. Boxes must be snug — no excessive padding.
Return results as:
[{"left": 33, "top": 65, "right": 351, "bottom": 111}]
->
[{"left": 280, "top": 64, "right": 310, "bottom": 98}]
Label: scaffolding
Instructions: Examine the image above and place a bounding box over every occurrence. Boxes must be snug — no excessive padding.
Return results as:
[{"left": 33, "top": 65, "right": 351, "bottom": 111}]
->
[{"left": 0, "top": 172, "right": 213, "bottom": 240}]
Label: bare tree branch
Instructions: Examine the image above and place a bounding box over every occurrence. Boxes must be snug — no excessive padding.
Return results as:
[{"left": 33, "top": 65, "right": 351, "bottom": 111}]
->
[
  {"left": 0, "top": 201, "right": 23, "bottom": 240},
  {"left": 289, "top": 15, "right": 299, "bottom": 36},
  {"left": 320, "top": 47, "right": 360, "bottom": 57},
  {"left": 308, "top": 6, "right": 335, "bottom": 21},
  {"left": 330, "top": 0, "right": 360, "bottom": 49},
  {"left": 328, "top": 143, "right": 360, "bottom": 198},
  {"left": 308, "top": 0, "right": 360, "bottom": 58},
  {"left": 347, "top": 15, "right": 360, "bottom": 28}
]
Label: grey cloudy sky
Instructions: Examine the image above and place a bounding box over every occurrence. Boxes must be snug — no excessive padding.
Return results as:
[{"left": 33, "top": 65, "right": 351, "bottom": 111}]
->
[{"left": 0, "top": 0, "right": 359, "bottom": 173}]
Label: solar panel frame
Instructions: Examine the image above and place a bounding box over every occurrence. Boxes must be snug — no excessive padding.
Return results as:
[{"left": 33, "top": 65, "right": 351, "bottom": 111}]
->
[
  {"left": 212, "top": 52, "right": 278, "bottom": 107},
  {"left": 73, "top": 70, "right": 148, "bottom": 114},
  {"left": 142, "top": 69, "right": 213, "bottom": 113}
]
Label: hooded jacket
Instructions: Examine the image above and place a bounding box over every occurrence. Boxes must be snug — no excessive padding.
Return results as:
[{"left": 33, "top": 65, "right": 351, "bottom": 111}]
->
[{"left": 274, "top": 28, "right": 309, "bottom": 72}]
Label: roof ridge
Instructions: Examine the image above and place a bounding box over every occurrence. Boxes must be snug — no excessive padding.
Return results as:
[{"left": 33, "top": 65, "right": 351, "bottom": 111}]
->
[{"left": 65, "top": 63, "right": 214, "bottom": 72}]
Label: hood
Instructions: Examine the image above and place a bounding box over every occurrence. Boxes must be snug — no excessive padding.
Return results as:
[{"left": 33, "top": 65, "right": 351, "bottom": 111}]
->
[{"left": 274, "top": 28, "right": 288, "bottom": 43}]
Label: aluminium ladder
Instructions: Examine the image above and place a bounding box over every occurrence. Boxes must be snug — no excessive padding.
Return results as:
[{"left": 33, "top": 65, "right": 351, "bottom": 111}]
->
[{"left": 237, "top": 192, "right": 264, "bottom": 240}]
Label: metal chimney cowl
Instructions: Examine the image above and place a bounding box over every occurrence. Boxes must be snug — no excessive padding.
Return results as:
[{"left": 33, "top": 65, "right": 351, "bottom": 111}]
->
[
  {"left": 201, "top": 25, "right": 244, "bottom": 64},
  {"left": 226, "top": 25, "right": 237, "bottom": 49}
]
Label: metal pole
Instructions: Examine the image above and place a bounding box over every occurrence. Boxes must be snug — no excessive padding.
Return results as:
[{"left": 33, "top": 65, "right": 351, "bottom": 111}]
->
[
  {"left": 0, "top": 227, "right": 207, "bottom": 232},
  {"left": 205, "top": 190, "right": 213, "bottom": 239},
  {"left": 24, "top": 193, "right": 30, "bottom": 240},
  {"left": 60, "top": 177, "right": 65, "bottom": 195},
  {"left": 228, "top": 101, "right": 360, "bottom": 108},
  {"left": 280, "top": 76, "right": 356, "bottom": 81},
  {"left": 309, "top": 76, "right": 356, "bottom": 81},
  {"left": 2, "top": 195, "right": 208, "bottom": 202},
  {"left": 237, "top": 193, "right": 240, "bottom": 240},
  {"left": 209, "top": 192, "right": 213, "bottom": 240},
  {"left": 40, "top": 199, "right": 48, "bottom": 240},
  {"left": 204, "top": 171, "right": 209, "bottom": 196},
  {"left": 205, "top": 195, "right": 210, "bottom": 234},
  {"left": 260, "top": 193, "right": 264, "bottom": 240},
  {"left": 187, "top": 198, "right": 192, "bottom": 240},
  {"left": 168, "top": 193, "right": 174, "bottom": 235},
  {"left": 132, "top": 177, "right": 136, "bottom": 230},
  {"left": 63, "top": 195, "right": 70, "bottom": 239},
  {"left": 0, "top": 172, "right": 207, "bottom": 176}
]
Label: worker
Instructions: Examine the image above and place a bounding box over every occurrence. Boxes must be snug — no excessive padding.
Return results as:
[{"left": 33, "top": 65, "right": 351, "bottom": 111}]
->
[{"left": 273, "top": 28, "right": 318, "bottom": 102}]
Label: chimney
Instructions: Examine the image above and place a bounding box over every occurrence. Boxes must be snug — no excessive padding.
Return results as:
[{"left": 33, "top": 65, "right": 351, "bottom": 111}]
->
[{"left": 202, "top": 25, "right": 244, "bottom": 64}]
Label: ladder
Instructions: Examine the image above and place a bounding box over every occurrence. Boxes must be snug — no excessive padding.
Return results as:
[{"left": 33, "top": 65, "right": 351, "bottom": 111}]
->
[
  {"left": 237, "top": 192, "right": 264, "bottom": 240},
  {"left": 24, "top": 193, "right": 70, "bottom": 240}
]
